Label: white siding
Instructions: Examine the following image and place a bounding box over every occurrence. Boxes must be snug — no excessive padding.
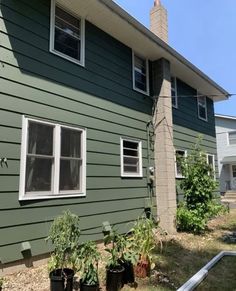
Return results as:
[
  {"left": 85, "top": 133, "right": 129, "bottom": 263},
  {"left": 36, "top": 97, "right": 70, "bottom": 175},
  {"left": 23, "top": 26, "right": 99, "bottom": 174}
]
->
[{"left": 216, "top": 116, "right": 236, "bottom": 192}]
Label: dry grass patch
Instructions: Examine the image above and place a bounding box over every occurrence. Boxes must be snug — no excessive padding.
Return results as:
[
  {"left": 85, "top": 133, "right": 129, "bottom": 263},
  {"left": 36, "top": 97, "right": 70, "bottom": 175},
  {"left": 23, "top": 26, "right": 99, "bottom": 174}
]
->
[{"left": 2, "top": 209, "right": 236, "bottom": 290}]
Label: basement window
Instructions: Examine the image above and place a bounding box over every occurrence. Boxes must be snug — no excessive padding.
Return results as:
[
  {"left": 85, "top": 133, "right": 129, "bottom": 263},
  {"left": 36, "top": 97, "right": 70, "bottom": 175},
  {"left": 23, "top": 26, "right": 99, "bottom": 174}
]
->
[
  {"left": 132, "top": 52, "right": 149, "bottom": 95},
  {"left": 175, "top": 149, "right": 187, "bottom": 178},
  {"left": 171, "top": 77, "right": 178, "bottom": 108},
  {"left": 50, "top": 0, "right": 85, "bottom": 66},
  {"left": 120, "top": 138, "right": 143, "bottom": 177},
  {"left": 19, "top": 116, "right": 86, "bottom": 200},
  {"left": 197, "top": 95, "right": 207, "bottom": 121}
]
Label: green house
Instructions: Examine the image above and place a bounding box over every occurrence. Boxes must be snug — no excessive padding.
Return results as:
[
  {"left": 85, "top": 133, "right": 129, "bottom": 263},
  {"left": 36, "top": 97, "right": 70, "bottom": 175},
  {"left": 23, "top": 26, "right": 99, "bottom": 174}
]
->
[{"left": 0, "top": 0, "right": 228, "bottom": 269}]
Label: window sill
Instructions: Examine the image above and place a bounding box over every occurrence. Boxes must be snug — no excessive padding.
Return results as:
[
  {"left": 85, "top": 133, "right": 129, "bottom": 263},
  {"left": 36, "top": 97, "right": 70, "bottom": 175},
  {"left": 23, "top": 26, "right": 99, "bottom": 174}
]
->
[
  {"left": 198, "top": 116, "right": 208, "bottom": 122},
  {"left": 50, "top": 49, "right": 85, "bottom": 67},
  {"left": 121, "top": 174, "right": 143, "bottom": 178},
  {"left": 19, "top": 192, "right": 86, "bottom": 201},
  {"left": 133, "top": 87, "right": 150, "bottom": 96}
]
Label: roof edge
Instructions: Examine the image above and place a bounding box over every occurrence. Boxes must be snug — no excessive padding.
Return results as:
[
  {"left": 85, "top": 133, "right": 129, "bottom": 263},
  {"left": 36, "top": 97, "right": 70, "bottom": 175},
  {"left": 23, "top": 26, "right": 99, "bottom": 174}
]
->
[{"left": 99, "top": 0, "right": 229, "bottom": 99}]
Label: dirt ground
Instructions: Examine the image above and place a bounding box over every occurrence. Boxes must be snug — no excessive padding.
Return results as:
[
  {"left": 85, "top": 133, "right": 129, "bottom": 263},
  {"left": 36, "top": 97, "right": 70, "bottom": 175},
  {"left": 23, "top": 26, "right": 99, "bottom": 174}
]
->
[{"left": 2, "top": 209, "right": 236, "bottom": 291}]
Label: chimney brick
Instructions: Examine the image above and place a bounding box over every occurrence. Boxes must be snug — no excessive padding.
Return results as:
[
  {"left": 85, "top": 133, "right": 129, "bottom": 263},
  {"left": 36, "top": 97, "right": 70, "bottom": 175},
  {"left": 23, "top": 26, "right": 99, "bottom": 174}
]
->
[{"left": 150, "top": 1, "right": 168, "bottom": 43}]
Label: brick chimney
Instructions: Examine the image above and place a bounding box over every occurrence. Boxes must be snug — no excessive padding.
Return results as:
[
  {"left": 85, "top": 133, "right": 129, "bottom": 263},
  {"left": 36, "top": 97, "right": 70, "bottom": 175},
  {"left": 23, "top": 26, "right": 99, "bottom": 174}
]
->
[{"left": 150, "top": 0, "right": 168, "bottom": 43}]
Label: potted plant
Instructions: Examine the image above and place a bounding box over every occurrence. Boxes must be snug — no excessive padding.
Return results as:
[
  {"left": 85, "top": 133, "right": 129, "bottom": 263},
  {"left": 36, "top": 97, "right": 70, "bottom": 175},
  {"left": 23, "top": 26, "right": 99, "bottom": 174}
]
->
[
  {"left": 118, "top": 235, "right": 139, "bottom": 285},
  {"left": 79, "top": 241, "right": 100, "bottom": 291},
  {"left": 130, "top": 217, "right": 156, "bottom": 278},
  {"left": 0, "top": 277, "right": 3, "bottom": 291},
  {"left": 46, "top": 210, "right": 81, "bottom": 291},
  {"left": 104, "top": 229, "right": 125, "bottom": 291}
]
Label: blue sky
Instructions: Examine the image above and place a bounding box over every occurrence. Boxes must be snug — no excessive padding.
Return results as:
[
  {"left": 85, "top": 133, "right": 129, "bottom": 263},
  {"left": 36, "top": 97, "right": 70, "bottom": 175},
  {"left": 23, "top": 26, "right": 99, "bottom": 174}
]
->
[{"left": 115, "top": 0, "right": 236, "bottom": 116}]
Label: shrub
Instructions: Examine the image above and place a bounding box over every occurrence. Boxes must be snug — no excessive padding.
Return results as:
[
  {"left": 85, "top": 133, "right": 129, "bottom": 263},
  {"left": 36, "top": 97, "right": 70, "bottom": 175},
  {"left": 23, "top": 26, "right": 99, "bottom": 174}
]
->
[{"left": 176, "top": 137, "right": 226, "bottom": 234}]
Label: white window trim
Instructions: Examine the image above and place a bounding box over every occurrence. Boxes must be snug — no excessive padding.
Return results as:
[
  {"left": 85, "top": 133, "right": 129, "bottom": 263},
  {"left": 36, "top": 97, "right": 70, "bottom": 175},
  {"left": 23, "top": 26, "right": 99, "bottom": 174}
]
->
[
  {"left": 120, "top": 137, "right": 143, "bottom": 178},
  {"left": 171, "top": 77, "right": 178, "bottom": 109},
  {"left": 175, "top": 149, "right": 187, "bottom": 178},
  {"left": 197, "top": 95, "right": 208, "bottom": 121},
  {"left": 19, "top": 116, "right": 86, "bottom": 201},
  {"left": 49, "top": 0, "right": 85, "bottom": 67},
  {"left": 207, "top": 153, "right": 216, "bottom": 180},
  {"left": 132, "top": 51, "right": 150, "bottom": 96},
  {"left": 228, "top": 131, "right": 236, "bottom": 146}
]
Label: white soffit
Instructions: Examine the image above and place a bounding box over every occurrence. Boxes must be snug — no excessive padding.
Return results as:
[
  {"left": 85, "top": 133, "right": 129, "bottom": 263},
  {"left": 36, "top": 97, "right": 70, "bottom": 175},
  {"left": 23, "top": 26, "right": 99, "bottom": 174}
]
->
[{"left": 57, "top": 0, "right": 229, "bottom": 101}]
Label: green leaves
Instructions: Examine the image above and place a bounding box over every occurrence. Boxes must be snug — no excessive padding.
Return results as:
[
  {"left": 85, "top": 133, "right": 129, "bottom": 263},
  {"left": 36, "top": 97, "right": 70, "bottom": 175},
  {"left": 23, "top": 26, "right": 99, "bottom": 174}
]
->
[
  {"left": 78, "top": 241, "right": 100, "bottom": 285},
  {"left": 177, "top": 137, "right": 224, "bottom": 234},
  {"left": 46, "top": 210, "right": 81, "bottom": 271}
]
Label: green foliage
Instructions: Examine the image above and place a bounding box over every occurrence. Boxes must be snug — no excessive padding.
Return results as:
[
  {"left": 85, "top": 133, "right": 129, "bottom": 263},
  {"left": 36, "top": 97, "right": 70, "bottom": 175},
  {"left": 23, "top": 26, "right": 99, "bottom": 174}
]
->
[
  {"left": 104, "top": 229, "right": 126, "bottom": 270},
  {"left": 79, "top": 241, "right": 100, "bottom": 285},
  {"left": 0, "top": 277, "right": 3, "bottom": 287},
  {"left": 177, "top": 137, "right": 224, "bottom": 234},
  {"left": 46, "top": 210, "right": 80, "bottom": 272},
  {"left": 130, "top": 217, "right": 157, "bottom": 267}
]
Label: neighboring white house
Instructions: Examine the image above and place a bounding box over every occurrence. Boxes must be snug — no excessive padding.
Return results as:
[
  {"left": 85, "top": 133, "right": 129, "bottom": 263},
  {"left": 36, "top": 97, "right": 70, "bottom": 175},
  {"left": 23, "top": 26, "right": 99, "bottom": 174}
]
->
[{"left": 215, "top": 114, "right": 236, "bottom": 194}]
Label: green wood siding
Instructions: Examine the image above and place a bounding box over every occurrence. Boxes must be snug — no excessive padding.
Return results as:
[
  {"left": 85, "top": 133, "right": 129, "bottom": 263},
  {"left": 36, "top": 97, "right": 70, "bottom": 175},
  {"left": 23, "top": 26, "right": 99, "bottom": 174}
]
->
[
  {"left": 173, "top": 79, "right": 219, "bottom": 201},
  {"left": 0, "top": 0, "right": 153, "bottom": 263}
]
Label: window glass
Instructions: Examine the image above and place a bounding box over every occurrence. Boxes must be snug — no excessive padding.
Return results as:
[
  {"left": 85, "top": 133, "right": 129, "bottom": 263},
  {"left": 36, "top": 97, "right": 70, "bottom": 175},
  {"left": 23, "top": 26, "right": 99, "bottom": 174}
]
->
[
  {"left": 229, "top": 132, "right": 236, "bottom": 145},
  {"left": 54, "top": 6, "right": 81, "bottom": 60},
  {"left": 121, "top": 139, "right": 142, "bottom": 176},
  {"left": 175, "top": 150, "right": 186, "bottom": 178},
  {"left": 171, "top": 77, "right": 178, "bottom": 108},
  {"left": 28, "top": 122, "right": 53, "bottom": 156},
  {"left": 133, "top": 54, "right": 148, "bottom": 94},
  {"left": 197, "top": 96, "right": 207, "bottom": 120},
  {"left": 20, "top": 117, "right": 86, "bottom": 199}
]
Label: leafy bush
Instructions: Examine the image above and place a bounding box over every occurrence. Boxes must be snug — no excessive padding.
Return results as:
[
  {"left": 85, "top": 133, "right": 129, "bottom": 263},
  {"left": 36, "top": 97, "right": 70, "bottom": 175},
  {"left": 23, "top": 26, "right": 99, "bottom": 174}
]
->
[
  {"left": 79, "top": 241, "right": 100, "bottom": 285},
  {"left": 46, "top": 210, "right": 81, "bottom": 271},
  {"left": 176, "top": 137, "right": 226, "bottom": 234}
]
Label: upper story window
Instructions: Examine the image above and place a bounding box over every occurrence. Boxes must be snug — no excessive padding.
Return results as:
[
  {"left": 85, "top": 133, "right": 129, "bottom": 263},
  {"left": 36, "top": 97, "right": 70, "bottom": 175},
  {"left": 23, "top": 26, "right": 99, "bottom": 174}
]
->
[
  {"left": 19, "top": 117, "right": 86, "bottom": 200},
  {"left": 171, "top": 77, "right": 178, "bottom": 108},
  {"left": 50, "top": 0, "right": 85, "bottom": 66},
  {"left": 197, "top": 95, "right": 207, "bottom": 121},
  {"left": 120, "top": 138, "right": 143, "bottom": 177},
  {"left": 175, "top": 149, "right": 187, "bottom": 178},
  {"left": 132, "top": 52, "right": 149, "bottom": 95},
  {"left": 228, "top": 131, "right": 236, "bottom": 145}
]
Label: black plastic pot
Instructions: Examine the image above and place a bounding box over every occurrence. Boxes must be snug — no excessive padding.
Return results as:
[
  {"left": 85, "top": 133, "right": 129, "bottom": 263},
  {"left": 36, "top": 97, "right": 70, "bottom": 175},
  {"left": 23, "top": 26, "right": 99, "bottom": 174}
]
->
[
  {"left": 49, "top": 268, "right": 74, "bottom": 291},
  {"left": 80, "top": 280, "right": 99, "bottom": 291},
  {"left": 106, "top": 265, "right": 125, "bottom": 291},
  {"left": 121, "top": 260, "right": 135, "bottom": 284}
]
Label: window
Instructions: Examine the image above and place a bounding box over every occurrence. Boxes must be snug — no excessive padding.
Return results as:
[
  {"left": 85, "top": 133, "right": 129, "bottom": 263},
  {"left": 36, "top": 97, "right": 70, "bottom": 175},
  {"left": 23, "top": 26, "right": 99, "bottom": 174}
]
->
[
  {"left": 175, "top": 150, "right": 187, "bottom": 178},
  {"left": 228, "top": 132, "right": 236, "bottom": 145},
  {"left": 120, "top": 138, "right": 143, "bottom": 177},
  {"left": 50, "top": 0, "right": 85, "bottom": 66},
  {"left": 197, "top": 95, "right": 207, "bottom": 121},
  {"left": 171, "top": 77, "right": 178, "bottom": 108},
  {"left": 207, "top": 154, "right": 215, "bottom": 179},
  {"left": 19, "top": 117, "right": 86, "bottom": 200},
  {"left": 132, "top": 52, "right": 149, "bottom": 95}
]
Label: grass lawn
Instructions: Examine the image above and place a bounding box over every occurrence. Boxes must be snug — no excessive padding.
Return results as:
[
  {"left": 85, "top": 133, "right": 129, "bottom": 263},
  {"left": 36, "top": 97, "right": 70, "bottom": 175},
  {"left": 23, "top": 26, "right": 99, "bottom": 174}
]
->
[
  {"left": 123, "top": 208, "right": 236, "bottom": 290},
  {"left": 3, "top": 208, "right": 236, "bottom": 290}
]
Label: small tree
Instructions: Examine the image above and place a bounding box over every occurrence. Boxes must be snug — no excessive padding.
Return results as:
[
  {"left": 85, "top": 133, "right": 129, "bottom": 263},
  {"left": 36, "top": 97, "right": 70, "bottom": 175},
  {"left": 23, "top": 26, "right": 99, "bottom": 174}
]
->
[{"left": 176, "top": 137, "right": 225, "bottom": 233}]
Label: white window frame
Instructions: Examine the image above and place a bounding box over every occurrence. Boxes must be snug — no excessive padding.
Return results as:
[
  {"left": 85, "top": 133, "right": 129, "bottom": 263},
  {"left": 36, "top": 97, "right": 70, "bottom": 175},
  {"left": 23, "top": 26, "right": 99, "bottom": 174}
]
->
[
  {"left": 132, "top": 51, "right": 149, "bottom": 96},
  {"left": 197, "top": 95, "right": 208, "bottom": 121},
  {"left": 19, "top": 116, "right": 86, "bottom": 201},
  {"left": 171, "top": 77, "right": 178, "bottom": 109},
  {"left": 50, "top": 0, "right": 85, "bottom": 66},
  {"left": 228, "top": 131, "right": 236, "bottom": 146},
  {"left": 207, "top": 153, "right": 215, "bottom": 179},
  {"left": 175, "top": 149, "right": 187, "bottom": 178},
  {"left": 120, "top": 137, "right": 143, "bottom": 178}
]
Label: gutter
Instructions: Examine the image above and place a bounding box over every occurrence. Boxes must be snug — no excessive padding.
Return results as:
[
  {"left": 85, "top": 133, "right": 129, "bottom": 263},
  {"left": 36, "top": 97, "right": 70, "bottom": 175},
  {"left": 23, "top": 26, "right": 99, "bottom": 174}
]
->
[{"left": 98, "top": 0, "right": 229, "bottom": 98}]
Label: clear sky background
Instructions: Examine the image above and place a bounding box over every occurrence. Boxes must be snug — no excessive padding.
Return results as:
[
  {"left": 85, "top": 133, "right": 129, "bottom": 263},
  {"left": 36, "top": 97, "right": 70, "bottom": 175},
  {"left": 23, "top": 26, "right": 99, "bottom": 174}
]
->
[{"left": 115, "top": 0, "right": 236, "bottom": 116}]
